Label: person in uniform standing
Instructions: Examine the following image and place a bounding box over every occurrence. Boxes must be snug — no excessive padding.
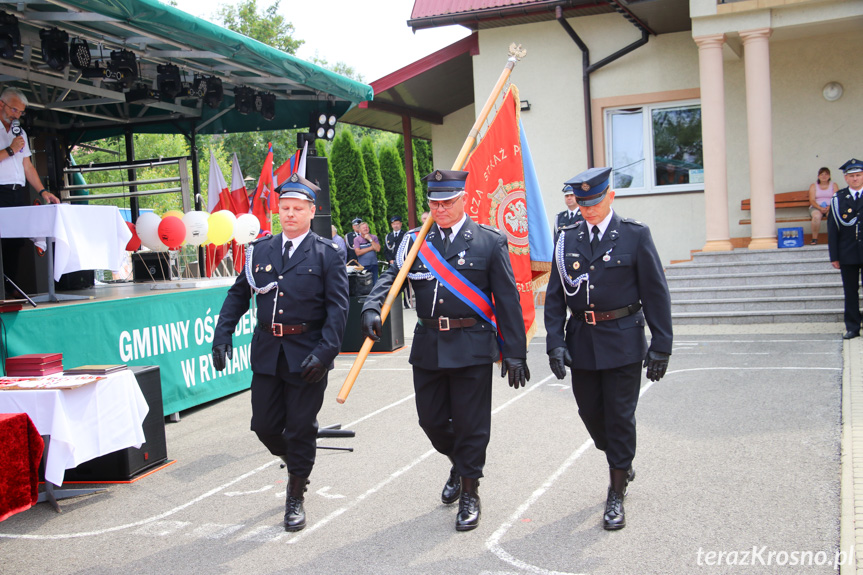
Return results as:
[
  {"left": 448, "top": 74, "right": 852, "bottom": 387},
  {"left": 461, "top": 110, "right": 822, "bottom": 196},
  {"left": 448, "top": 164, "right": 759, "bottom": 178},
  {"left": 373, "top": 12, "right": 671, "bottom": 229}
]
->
[
  {"left": 828, "top": 158, "right": 863, "bottom": 339},
  {"left": 211, "top": 172, "right": 349, "bottom": 532},
  {"left": 384, "top": 215, "right": 412, "bottom": 308},
  {"left": 361, "top": 169, "right": 530, "bottom": 532},
  {"left": 345, "top": 217, "right": 361, "bottom": 263},
  {"left": 555, "top": 183, "right": 582, "bottom": 233},
  {"left": 545, "top": 166, "right": 672, "bottom": 531}
]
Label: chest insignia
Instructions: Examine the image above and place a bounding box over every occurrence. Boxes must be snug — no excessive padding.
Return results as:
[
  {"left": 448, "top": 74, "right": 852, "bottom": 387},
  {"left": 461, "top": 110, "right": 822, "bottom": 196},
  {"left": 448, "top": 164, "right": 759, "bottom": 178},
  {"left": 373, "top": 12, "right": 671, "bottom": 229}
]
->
[
  {"left": 572, "top": 261, "right": 580, "bottom": 270},
  {"left": 265, "top": 264, "right": 272, "bottom": 272}
]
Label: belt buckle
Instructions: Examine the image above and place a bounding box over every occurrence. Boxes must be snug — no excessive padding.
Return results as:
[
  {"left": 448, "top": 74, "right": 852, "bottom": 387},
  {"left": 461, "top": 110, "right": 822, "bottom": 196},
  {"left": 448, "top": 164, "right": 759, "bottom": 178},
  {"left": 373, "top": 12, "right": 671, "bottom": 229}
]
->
[
  {"left": 584, "top": 311, "right": 596, "bottom": 325},
  {"left": 272, "top": 323, "right": 283, "bottom": 337},
  {"left": 438, "top": 317, "right": 450, "bottom": 331}
]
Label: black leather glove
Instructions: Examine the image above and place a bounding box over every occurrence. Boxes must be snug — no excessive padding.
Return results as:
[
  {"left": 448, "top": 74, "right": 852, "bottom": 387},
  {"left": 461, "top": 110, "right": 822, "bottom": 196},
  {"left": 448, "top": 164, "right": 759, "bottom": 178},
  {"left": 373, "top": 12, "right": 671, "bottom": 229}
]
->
[
  {"left": 361, "top": 310, "right": 382, "bottom": 342},
  {"left": 501, "top": 358, "right": 530, "bottom": 389},
  {"left": 212, "top": 343, "right": 232, "bottom": 372},
  {"left": 548, "top": 346, "right": 572, "bottom": 380},
  {"left": 300, "top": 354, "right": 326, "bottom": 383},
  {"left": 643, "top": 350, "right": 670, "bottom": 382}
]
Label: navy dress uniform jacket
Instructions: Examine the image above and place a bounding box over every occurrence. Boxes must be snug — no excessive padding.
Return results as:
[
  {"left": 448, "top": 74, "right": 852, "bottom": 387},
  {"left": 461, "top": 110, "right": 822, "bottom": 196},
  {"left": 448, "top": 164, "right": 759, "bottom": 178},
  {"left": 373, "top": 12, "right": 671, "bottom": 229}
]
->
[
  {"left": 555, "top": 209, "right": 583, "bottom": 232},
  {"left": 828, "top": 187, "right": 863, "bottom": 264},
  {"left": 545, "top": 213, "right": 672, "bottom": 371},
  {"left": 362, "top": 218, "right": 526, "bottom": 370},
  {"left": 384, "top": 229, "right": 406, "bottom": 262},
  {"left": 214, "top": 232, "right": 349, "bottom": 375}
]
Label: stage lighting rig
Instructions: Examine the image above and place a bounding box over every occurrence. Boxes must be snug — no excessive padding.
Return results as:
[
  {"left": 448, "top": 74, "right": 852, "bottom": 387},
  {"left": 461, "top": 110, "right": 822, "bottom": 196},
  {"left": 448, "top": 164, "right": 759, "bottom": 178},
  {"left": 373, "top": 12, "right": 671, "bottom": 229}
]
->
[
  {"left": 187, "top": 74, "right": 223, "bottom": 109},
  {"left": 233, "top": 86, "right": 254, "bottom": 115},
  {"left": 40, "top": 28, "right": 69, "bottom": 71},
  {"left": 157, "top": 63, "right": 182, "bottom": 101},
  {"left": 125, "top": 83, "right": 156, "bottom": 103},
  {"left": 256, "top": 91, "right": 275, "bottom": 121},
  {"left": 106, "top": 49, "right": 137, "bottom": 88},
  {"left": 312, "top": 111, "right": 337, "bottom": 141},
  {"left": 0, "top": 11, "right": 20, "bottom": 60}
]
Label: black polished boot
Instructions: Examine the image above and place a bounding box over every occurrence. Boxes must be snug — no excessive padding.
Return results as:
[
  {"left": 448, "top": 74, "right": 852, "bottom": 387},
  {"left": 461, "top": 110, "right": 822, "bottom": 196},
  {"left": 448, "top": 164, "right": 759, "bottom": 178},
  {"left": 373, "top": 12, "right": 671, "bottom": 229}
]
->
[
  {"left": 603, "top": 468, "right": 628, "bottom": 531},
  {"left": 441, "top": 458, "right": 460, "bottom": 504},
  {"left": 455, "top": 477, "right": 481, "bottom": 531},
  {"left": 624, "top": 466, "right": 635, "bottom": 496},
  {"left": 284, "top": 473, "right": 309, "bottom": 532}
]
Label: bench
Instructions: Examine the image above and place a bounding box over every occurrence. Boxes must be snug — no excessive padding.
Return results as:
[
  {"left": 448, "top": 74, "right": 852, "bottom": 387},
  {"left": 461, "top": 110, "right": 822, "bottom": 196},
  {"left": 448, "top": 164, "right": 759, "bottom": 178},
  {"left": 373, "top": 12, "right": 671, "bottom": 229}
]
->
[{"left": 739, "top": 190, "right": 811, "bottom": 225}]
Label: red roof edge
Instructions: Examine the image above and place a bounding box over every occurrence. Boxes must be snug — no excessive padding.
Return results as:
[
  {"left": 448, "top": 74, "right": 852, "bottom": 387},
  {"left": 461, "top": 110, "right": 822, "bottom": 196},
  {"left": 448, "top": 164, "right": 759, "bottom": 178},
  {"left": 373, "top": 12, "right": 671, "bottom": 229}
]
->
[{"left": 368, "top": 32, "right": 479, "bottom": 95}]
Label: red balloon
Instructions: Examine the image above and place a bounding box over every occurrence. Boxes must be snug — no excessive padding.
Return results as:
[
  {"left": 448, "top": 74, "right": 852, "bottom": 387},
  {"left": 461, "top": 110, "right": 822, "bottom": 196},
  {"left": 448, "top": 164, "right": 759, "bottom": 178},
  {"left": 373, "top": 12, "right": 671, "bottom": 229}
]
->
[
  {"left": 157, "top": 216, "right": 185, "bottom": 250},
  {"left": 125, "top": 221, "right": 141, "bottom": 252}
]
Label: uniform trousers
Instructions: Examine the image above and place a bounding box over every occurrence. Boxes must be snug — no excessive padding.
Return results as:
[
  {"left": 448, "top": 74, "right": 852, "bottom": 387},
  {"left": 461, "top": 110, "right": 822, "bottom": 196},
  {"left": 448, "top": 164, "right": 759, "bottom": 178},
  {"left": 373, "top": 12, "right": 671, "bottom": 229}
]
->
[
  {"left": 840, "top": 264, "right": 863, "bottom": 333},
  {"left": 413, "top": 363, "right": 492, "bottom": 479},
  {"left": 249, "top": 348, "right": 327, "bottom": 478},
  {"left": 570, "top": 361, "right": 642, "bottom": 470}
]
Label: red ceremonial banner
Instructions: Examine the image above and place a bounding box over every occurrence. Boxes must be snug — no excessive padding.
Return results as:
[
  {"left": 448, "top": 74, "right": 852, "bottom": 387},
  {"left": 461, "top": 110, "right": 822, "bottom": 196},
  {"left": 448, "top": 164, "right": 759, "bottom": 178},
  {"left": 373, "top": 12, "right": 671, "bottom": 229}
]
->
[{"left": 464, "top": 86, "right": 537, "bottom": 339}]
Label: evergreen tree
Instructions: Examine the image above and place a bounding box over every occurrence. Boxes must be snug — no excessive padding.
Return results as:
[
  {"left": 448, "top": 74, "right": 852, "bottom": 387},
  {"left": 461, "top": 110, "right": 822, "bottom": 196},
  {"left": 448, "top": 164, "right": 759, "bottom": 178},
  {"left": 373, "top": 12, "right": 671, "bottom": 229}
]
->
[
  {"left": 330, "top": 130, "right": 373, "bottom": 235},
  {"left": 361, "top": 137, "right": 388, "bottom": 237},
  {"left": 397, "top": 135, "right": 427, "bottom": 220},
  {"left": 378, "top": 143, "right": 408, "bottom": 227},
  {"left": 315, "top": 138, "right": 341, "bottom": 234},
  {"left": 414, "top": 139, "right": 433, "bottom": 200}
]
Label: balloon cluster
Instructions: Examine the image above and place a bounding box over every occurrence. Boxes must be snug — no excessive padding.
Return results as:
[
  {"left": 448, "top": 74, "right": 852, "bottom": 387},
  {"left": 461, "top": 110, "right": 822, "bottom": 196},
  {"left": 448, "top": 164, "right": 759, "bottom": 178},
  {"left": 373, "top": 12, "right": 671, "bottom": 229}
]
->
[{"left": 126, "top": 210, "right": 261, "bottom": 252}]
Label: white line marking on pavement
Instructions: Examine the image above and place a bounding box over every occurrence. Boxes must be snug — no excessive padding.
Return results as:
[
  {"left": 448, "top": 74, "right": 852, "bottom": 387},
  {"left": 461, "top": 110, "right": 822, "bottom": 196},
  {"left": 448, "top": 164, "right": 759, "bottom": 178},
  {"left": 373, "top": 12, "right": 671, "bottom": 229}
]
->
[
  {"left": 316, "top": 486, "right": 346, "bottom": 499},
  {"left": 225, "top": 485, "right": 274, "bottom": 496}
]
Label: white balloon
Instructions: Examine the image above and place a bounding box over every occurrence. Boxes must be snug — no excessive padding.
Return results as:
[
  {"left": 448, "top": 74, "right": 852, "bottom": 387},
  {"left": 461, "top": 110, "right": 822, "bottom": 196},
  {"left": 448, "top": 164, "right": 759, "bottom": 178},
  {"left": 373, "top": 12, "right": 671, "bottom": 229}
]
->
[
  {"left": 233, "top": 213, "right": 260, "bottom": 245},
  {"left": 183, "top": 210, "right": 210, "bottom": 246},
  {"left": 136, "top": 212, "right": 164, "bottom": 251}
]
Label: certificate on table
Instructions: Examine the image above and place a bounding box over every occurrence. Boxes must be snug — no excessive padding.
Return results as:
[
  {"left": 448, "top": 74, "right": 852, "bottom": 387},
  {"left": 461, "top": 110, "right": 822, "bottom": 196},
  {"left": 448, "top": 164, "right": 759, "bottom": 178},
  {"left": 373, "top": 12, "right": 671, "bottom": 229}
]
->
[
  {"left": 0, "top": 204, "right": 131, "bottom": 281},
  {"left": 0, "top": 370, "right": 148, "bottom": 485}
]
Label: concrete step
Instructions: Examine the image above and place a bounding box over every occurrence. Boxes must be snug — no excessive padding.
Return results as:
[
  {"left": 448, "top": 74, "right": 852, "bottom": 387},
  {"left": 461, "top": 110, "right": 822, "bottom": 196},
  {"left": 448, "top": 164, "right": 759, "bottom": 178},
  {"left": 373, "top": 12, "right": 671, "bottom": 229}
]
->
[
  {"left": 672, "top": 308, "right": 843, "bottom": 325},
  {"left": 673, "top": 296, "right": 841, "bottom": 313},
  {"left": 685, "top": 245, "right": 829, "bottom": 264},
  {"left": 665, "top": 269, "right": 837, "bottom": 288},
  {"left": 669, "top": 283, "right": 843, "bottom": 299},
  {"left": 665, "top": 258, "right": 836, "bottom": 276}
]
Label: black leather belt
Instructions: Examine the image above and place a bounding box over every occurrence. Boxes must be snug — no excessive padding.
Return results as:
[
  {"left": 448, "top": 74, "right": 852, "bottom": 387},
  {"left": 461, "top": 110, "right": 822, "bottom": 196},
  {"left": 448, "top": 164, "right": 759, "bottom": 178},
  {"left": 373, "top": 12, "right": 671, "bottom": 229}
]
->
[
  {"left": 418, "top": 317, "right": 478, "bottom": 331},
  {"left": 258, "top": 320, "right": 324, "bottom": 336},
  {"left": 0, "top": 183, "right": 25, "bottom": 190},
  {"left": 571, "top": 303, "right": 641, "bottom": 326}
]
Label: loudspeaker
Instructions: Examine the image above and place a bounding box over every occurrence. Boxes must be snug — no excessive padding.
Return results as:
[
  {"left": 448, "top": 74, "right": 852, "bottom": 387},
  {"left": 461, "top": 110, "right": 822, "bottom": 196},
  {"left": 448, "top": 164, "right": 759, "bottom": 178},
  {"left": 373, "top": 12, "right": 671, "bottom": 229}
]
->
[
  {"left": 63, "top": 366, "right": 168, "bottom": 482},
  {"left": 132, "top": 252, "right": 177, "bottom": 282},
  {"left": 311, "top": 213, "right": 332, "bottom": 238},
  {"left": 57, "top": 269, "right": 94, "bottom": 291},
  {"left": 306, "top": 156, "right": 331, "bottom": 215},
  {"left": 341, "top": 296, "right": 404, "bottom": 352}
]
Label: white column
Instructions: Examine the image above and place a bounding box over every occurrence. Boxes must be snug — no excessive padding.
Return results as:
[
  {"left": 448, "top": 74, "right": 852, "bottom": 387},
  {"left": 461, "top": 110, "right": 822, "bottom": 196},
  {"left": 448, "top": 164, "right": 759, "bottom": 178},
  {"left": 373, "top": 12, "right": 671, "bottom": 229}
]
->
[
  {"left": 695, "top": 33, "right": 733, "bottom": 252},
  {"left": 740, "top": 27, "right": 777, "bottom": 250}
]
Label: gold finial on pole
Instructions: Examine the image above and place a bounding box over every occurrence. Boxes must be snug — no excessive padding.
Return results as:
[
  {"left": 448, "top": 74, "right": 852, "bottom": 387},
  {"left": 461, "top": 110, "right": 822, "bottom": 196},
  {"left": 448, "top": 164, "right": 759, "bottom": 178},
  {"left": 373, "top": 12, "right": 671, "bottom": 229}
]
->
[{"left": 508, "top": 43, "right": 527, "bottom": 61}]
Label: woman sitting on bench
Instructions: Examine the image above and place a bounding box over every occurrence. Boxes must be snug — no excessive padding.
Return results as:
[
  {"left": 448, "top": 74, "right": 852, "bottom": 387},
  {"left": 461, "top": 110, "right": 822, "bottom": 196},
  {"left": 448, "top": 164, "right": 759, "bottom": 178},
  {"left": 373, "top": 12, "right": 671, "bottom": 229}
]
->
[{"left": 809, "top": 167, "right": 838, "bottom": 245}]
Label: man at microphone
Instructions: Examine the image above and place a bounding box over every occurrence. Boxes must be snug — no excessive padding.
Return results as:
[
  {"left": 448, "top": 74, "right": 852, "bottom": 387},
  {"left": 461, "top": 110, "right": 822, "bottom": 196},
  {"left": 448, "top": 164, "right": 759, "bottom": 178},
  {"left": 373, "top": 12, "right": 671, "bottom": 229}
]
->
[{"left": 0, "top": 87, "right": 58, "bottom": 208}]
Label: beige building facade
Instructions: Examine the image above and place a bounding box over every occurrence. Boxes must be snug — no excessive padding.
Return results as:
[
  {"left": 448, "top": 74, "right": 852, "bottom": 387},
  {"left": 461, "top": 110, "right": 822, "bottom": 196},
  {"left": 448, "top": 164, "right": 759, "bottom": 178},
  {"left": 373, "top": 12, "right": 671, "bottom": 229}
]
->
[{"left": 427, "top": 0, "right": 863, "bottom": 264}]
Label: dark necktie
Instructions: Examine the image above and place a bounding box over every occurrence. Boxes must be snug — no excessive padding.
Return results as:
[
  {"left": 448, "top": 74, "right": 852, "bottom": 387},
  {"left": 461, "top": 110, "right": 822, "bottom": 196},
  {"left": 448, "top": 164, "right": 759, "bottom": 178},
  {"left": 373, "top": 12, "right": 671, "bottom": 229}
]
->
[
  {"left": 441, "top": 227, "right": 451, "bottom": 252},
  {"left": 283, "top": 240, "right": 292, "bottom": 267},
  {"left": 591, "top": 225, "right": 600, "bottom": 254}
]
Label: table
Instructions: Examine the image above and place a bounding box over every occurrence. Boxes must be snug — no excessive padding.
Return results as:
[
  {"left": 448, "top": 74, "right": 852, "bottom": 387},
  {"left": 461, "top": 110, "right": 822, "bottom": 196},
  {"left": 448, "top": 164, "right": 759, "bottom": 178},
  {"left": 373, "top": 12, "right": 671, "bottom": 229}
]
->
[
  {"left": 0, "top": 204, "right": 132, "bottom": 301},
  {"left": 0, "top": 413, "right": 43, "bottom": 521},
  {"left": 0, "top": 370, "right": 148, "bottom": 510}
]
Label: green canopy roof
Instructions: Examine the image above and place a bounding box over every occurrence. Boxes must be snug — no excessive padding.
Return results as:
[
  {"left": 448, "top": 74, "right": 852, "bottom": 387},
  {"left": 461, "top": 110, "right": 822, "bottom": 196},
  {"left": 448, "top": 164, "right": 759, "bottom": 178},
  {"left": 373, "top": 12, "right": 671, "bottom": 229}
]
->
[{"left": 2, "top": 0, "right": 373, "bottom": 141}]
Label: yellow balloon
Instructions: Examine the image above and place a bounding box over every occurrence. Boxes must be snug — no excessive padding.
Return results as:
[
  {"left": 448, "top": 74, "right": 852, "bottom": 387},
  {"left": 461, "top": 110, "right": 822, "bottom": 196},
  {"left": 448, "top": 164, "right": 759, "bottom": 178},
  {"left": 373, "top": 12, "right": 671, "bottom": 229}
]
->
[
  {"left": 207, "top": 211, "right": 234, "bottom": 245},
  {"left": 163, "top": 209, "right": 184, "bottom": 220}
]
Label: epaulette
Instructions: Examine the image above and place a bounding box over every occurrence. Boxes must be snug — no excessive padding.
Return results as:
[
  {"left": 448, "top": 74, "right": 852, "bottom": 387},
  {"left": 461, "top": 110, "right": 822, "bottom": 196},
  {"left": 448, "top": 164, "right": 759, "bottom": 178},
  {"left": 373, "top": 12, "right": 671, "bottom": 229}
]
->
[
  {"left": 248, "top": 233, "right": 272, "bottom": 246},
  {"left": 409, "top": 226, "right": 422, "bottom": 234},
  {"left": 317, "top": 236, "right": 340, "bottom": 250},
  {"left": 560, "top": 220, "right": 584, "bottom": 231},
  {"left": 621, "top": 218, "right": 646, "bottom": 227},
  {"left": 479, "top": 223, "right": 502, "bottom": 235}
]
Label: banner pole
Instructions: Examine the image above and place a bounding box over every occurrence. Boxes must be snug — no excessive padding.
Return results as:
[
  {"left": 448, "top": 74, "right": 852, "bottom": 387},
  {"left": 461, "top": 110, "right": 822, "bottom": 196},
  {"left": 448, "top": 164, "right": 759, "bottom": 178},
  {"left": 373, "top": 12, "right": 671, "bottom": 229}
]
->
[{"left": 337, "top": 44, "right": 526, "bottom": 404}]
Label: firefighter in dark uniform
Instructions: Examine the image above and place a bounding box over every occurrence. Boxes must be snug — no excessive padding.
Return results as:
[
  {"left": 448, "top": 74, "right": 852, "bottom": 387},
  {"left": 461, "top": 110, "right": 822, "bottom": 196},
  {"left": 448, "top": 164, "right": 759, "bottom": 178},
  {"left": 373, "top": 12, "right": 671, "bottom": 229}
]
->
[
  {"left": 384, "top": 214, "right": 412, "bottom": 308},
  {"left": 361, "top": 169, "right": 530, "bottom": 532},
  {"left": 345, "top": 217, "right": 361, "bottom": 263},
  {"left": 828, "top": 158, "right": 863, "bottom": 339},
  {"left": 555, "top": 183, "right": 583, "bottom": 233},
  {"left": 545, "top": 166, "right": 672, "bottom": 531},
  {"left": 211, "top": 172, "right": 349, "bottom": 533}
]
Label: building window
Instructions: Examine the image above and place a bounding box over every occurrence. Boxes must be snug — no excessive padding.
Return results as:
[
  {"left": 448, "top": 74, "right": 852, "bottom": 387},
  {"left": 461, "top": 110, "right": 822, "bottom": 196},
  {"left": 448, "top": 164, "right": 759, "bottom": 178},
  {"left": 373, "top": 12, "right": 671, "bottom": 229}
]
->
[{"left": 605, "top": 100, "right": 703, "bottom": 195}]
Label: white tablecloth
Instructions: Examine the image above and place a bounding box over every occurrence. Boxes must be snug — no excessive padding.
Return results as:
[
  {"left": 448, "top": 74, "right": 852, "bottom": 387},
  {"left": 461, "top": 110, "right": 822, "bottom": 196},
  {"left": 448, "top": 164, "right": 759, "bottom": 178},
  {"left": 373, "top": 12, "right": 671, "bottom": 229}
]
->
[
  {"left": 0, "top": 370, "right": 148, "bottom": 485},
  {"left": 0, "top": 204, "right": 132, "bottom": 281}
]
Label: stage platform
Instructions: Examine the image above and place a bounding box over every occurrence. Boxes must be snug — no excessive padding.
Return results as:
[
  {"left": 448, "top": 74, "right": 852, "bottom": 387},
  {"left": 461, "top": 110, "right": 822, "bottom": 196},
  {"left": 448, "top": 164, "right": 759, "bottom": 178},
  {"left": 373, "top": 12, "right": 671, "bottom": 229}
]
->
[{"left": 0, "top": 275, "right": 252, "bottom": 418}]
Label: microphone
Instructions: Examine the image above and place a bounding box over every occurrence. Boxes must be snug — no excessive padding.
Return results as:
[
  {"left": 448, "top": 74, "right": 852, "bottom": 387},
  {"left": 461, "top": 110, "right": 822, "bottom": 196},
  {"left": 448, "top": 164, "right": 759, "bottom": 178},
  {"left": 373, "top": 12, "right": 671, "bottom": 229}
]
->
[{"left": 10, "top": 119, "right": 20, "bottom": 137}]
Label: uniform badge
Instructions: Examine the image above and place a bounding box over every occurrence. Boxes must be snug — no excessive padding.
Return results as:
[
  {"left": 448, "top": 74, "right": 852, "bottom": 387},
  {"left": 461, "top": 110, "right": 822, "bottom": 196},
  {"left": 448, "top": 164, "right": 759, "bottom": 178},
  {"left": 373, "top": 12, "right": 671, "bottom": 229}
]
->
[
  {"left": 572, "top": 261, "right": 580, "bottom": 270},
  {"left": 265, "top": 264, "right": 272, "bottom": 272},
  {"left": 603, "top": 254, "right": 611, "bottom": 262},
  {"left": 581, "top": 182, "right": 591, "bottom": 192},
  {"left": 332, "top": 242, "right": 338, "bottom": 249},
  {"left": 464, "top": 229, "right": 473, "bottom": 239},
  {"left": 457, "top": 250, "right": 466, "bottom": 266},
  {"left": 843, "top": 214, "right": 848, "bottom": 219},
  {"left": 849, "top": 209, "right": 853, "bottom": 213}
]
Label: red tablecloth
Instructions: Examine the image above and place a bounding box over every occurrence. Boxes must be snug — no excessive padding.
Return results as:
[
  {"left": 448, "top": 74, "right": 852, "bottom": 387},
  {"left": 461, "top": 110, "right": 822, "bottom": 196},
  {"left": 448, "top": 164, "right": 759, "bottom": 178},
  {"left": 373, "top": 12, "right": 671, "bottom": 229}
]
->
[{"left": 0, "top": 413, "right": 44, "bottom": 521}]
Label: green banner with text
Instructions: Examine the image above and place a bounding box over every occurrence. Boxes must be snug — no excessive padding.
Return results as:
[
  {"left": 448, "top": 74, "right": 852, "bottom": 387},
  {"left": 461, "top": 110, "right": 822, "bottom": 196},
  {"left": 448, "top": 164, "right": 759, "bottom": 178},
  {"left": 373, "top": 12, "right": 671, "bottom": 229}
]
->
[{"left": 0, "top": 286, "right": 254, "bottom": 415}]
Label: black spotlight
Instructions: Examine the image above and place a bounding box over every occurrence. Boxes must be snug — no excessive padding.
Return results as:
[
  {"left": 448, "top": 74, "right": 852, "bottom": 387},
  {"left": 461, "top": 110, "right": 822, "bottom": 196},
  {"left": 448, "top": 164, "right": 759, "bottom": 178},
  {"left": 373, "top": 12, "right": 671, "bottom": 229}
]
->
[
  {"left": 313, "top": 111, "right": 337, "bottom": 141},
  {"left": 40, "top": 28, "right": 69, "bottom": 71},
  {"left": 69, "top": 37, "right": 91, "bottom": 69},
  {"left": 233, "top": 86, "right": 254, "bottom": 115},
  {"left": 189, "top": 74, "right": 222, "bottom": 109},
  {"left": 106, "top": 49, "right": 137, "bottom": 88},
  {"left": 0, "top": 12, "right": 20, "bottom": 60},
  {"left": 256, "top": 91, "right": 275, "bottom": 121},
  {"left": 157, "top": 63, "right": 182, "bottom": 101}
]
